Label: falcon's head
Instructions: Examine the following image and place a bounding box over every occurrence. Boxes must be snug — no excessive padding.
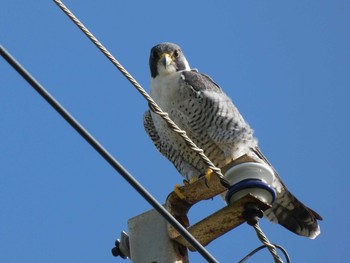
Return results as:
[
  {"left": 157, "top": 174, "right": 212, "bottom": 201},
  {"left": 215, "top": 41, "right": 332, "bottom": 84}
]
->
[{"left": 149, "top": 42, "right": 190, "bottom": 78}]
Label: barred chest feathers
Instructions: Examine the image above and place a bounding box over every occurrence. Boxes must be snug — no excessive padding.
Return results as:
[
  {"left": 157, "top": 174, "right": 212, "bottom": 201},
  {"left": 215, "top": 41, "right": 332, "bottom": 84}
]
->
[{"left": 150, "top": 70, "right": 257, "bottom": 179}]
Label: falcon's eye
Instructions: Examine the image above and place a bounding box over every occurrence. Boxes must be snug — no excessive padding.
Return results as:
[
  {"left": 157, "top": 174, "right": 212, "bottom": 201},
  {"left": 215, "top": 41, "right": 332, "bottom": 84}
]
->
[{"left": 173, "top": 49, "right": 181, "bottom": 58}]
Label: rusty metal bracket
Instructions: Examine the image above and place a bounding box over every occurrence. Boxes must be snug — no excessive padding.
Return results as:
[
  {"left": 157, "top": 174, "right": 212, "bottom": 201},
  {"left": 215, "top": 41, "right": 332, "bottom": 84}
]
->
[
  {"left": 170, "top": 194, "right": 270, "bottom": 251},
  {"left": 165, "top": 155, "right": 271, "bottom": 251}
]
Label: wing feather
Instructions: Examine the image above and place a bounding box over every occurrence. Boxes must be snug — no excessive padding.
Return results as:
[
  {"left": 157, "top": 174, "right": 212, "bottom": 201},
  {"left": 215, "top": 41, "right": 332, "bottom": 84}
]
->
[{"left": 180, "top": 70, "right": 256, "bottom": 154}]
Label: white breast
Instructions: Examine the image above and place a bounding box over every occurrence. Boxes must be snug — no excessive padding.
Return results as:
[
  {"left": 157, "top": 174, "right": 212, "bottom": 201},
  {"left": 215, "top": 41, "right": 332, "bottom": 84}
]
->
[{"left": 150, "top": 71, "right": 186, "bottom": 111}]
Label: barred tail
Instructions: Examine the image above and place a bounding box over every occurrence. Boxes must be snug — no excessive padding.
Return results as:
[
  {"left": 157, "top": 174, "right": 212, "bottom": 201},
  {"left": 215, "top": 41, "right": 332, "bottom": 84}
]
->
[{"left": 265, "top": 189, "right": 322, "bottom": 239}]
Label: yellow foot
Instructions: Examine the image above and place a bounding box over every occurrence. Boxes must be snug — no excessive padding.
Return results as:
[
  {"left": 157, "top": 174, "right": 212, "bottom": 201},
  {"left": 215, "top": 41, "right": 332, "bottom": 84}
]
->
[
  {"left": 183, "top": 179, "right": 190, "bottom": 186},
  {"left": 189, "top": 176, "right": 200, "bottom": 184},
  {"left": 204, "top": 168, "right": 214, "bottom": 182},
  {"left": 174, "top": 184, "right": 186, "bottom": 200}
]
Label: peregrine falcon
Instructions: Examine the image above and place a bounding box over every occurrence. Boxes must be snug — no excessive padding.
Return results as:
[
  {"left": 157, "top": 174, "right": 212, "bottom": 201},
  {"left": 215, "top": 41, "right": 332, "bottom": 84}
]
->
[{"left": 144, "top": 42, "right": 322, "bottom": 238}]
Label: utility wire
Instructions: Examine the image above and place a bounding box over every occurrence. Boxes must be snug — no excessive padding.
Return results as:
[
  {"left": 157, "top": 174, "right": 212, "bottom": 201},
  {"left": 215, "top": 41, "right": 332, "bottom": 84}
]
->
[
  {"left": 238, "top": 243, "right": 290, "bottom": 263},
  {"left": 52, "top": 0, "right": 229, "bottom": 188},
  {"left": 252, "top": 223, "right": 284, "bottom": 263},
  {"left": 0, "top": 45, "right": 219, "bottom": 263}
]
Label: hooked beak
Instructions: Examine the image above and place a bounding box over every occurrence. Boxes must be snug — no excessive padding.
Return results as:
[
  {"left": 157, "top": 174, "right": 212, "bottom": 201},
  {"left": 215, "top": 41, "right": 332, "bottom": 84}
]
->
[{"left": 160, "top": 53, "right": 172, "bottom": 67}]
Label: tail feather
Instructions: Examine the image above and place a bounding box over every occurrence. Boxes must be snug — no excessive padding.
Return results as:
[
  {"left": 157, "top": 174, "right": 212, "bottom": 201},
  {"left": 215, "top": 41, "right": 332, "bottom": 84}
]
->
[
  {"left": 251, "top": 146, "right": 322, "bottom": 238},
  {"left": 265, "top": 190, "right": 322, "bottom": 239}
]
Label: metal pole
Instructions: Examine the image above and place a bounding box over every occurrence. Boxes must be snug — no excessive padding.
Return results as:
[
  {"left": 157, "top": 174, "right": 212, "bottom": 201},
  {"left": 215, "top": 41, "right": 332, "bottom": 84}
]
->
[{"left": 128, "top": 209, "right": 188, "bottom": 262}]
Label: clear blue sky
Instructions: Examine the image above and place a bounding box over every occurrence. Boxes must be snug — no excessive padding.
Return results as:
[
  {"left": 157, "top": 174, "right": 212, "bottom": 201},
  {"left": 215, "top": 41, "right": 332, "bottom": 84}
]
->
[{"left": 1, "top": 1, "right": 348, "bottom": 262}]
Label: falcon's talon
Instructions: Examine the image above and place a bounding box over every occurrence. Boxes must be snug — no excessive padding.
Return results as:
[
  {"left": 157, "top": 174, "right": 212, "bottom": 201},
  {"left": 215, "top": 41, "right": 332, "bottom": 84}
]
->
[
  {"left": 203, "top": 169, "right": 214, "bottom": 188},
  {"left": 174, "top": 184, "right": 186, "bottom": 200},
  {"left": 205, "top": 170, "right": 213, "bottom": 181},
  {"left": 189, "top": 176, "right": 200, "bottom": 184},
  {"left": 183, "top": 179, "right": 190, "bottom": 186}
]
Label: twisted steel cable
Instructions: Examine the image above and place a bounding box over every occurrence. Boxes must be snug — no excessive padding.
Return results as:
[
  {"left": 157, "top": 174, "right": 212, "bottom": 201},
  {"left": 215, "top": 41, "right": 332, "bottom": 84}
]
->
[{"left": 253, "top": 223, "right": 284, "bottom": 263}]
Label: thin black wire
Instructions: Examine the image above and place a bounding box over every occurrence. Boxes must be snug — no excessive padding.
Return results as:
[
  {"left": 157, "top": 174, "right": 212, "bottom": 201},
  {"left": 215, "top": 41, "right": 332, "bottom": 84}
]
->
[
  {"left": 0, "top": 45, "right": 219, "bottom": 263},
  {"left": 238, "top": 244, "right": 290, "bottom": 263}
]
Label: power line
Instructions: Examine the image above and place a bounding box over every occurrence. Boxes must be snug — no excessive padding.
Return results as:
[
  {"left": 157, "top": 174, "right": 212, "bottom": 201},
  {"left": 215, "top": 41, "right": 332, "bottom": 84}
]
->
[
  {"left": 239, "top": 243, "right": 290, "bottom": 263},
  {"left": 0, "top": 44, "right": 219, "bottom": 263},
  {"left": 252, "top": 223, "right": 284, "bottom": 263}
]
